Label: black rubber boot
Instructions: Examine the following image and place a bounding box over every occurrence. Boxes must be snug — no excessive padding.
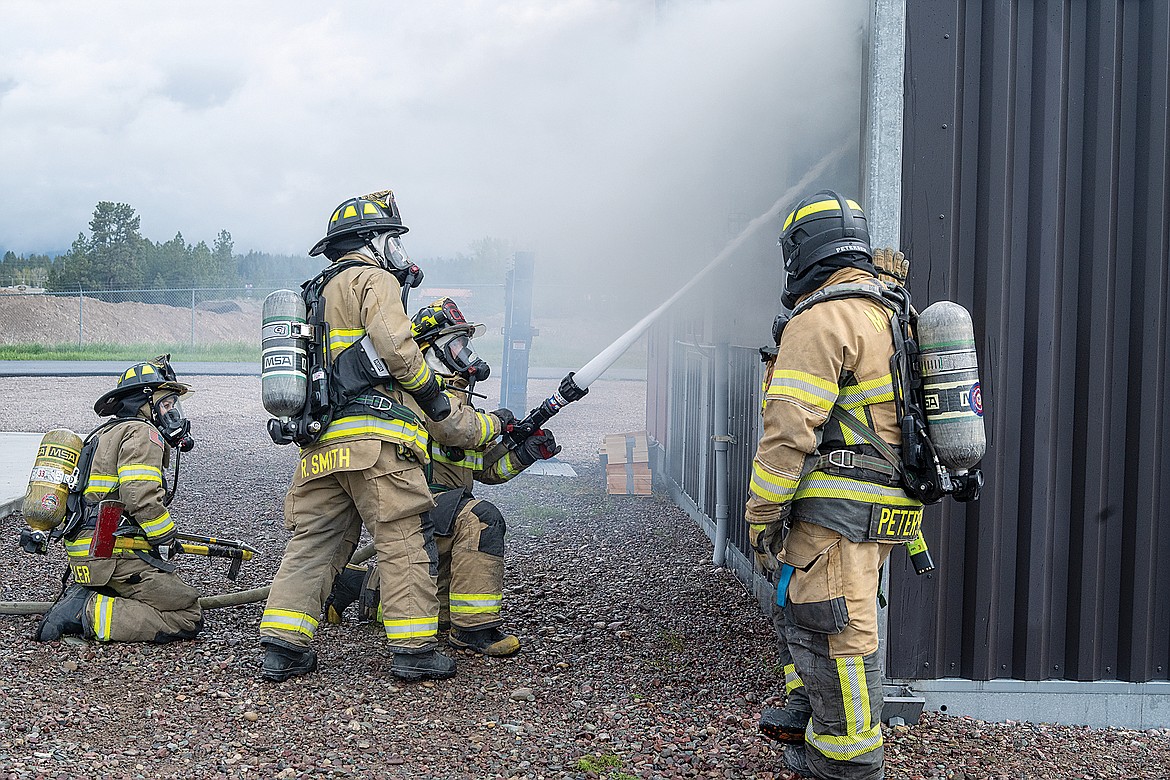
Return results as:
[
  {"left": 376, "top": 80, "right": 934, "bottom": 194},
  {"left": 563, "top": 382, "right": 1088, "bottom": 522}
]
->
[
  {"left": 448, "top": 626, "right": 521, "bottom": 657},
  {"left": 782, "top": 744, "right": 812, "bottom": 778},
  {"left": 759, "top": 706, "right": 811, "bottom": 744},
  {"left": 35, "top": 585, "right": 90, "bottom": 642},
  {"left": 391, "top": 648, "right": 457, "bottom": 681},
  {"left": 259, "top": 638, "right": 317, "bottom": 682}
]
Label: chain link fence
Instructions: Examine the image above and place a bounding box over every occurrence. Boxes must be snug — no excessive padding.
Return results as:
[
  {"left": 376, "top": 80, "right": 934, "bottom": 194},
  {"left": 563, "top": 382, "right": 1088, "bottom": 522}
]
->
[{"left": 0, "top": 286, "right": 295, "bottom": 348}]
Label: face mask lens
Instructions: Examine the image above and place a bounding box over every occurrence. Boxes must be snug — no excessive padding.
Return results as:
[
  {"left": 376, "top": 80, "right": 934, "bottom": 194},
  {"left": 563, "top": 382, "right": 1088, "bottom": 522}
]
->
[
  {"left": 445, "top": 335, "right": 476, "bottom": 370},
  {"left": 386, "top": 235, "right": 411, "bottom": 271}
]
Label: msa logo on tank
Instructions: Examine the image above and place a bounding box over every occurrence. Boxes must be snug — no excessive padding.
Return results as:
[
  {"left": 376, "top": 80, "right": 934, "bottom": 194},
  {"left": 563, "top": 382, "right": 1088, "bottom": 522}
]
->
[{"left": 300, "top": 445, "right": 353, "bottom": 478}]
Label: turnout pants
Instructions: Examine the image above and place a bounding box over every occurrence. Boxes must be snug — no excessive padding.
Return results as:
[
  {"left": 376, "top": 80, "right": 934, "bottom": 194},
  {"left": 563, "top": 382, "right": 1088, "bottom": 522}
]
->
[
  {"left": 435, "top": 497, "right": 507, "bottom": 631},
  {"left": 777, "top": 519, "right": 895, "bottom": 780},
  {"left": 261, "top": 442, "right": 439, "bottom": 652},
  {"left": 70, "top": 556, "right": 202, "bottom": 643}
]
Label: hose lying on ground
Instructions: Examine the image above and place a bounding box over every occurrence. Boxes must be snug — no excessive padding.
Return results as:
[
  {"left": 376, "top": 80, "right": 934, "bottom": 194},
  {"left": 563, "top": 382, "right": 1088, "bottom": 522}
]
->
[{"left": 0, "top": 543, "right": 377, "bottom": 615}]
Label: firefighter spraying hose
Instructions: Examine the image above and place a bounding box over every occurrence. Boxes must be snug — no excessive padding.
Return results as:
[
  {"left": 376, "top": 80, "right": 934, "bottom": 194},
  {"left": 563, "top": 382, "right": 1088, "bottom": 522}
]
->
[{"left": 495, "top": 140, "right": 856, "bottom": 451}]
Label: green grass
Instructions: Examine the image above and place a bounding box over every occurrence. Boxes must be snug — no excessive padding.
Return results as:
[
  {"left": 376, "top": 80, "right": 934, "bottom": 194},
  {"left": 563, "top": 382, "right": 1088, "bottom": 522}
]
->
[
  {"left": 519, "top": 504, "right": 568, "bottom": 522},
  {"left": 575, "top": 754, "right": 623, "bottom": 773},
  {"left": 0, "top": 342, "right": 259, "bottom": 362}
]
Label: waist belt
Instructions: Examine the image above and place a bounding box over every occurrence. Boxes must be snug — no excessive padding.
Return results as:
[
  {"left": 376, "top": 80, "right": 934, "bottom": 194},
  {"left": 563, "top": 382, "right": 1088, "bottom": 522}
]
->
[{"left": 341, "top": 394, "right": 420, "bottom": 425}]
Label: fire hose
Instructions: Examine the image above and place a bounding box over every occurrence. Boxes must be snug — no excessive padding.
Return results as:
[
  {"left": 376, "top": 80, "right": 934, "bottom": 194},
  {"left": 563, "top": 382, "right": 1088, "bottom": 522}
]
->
[{"left": 0, "top": 542, "right": 378, "bottom": 615}]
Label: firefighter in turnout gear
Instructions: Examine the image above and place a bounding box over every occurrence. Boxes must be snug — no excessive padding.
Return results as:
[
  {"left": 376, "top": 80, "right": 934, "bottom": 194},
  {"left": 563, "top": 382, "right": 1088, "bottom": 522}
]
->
[
  {"left": 259, "top": 192, "right": 508, "bottom": 683},
  {"left": 324, "top": 298, "right": 560, "bottom": 657},
  {"left": 36, "top": 357, "right": 203, "bottom": 644},
  {"left": 747, "top": 192, "right": 922, "bottom": 780}
]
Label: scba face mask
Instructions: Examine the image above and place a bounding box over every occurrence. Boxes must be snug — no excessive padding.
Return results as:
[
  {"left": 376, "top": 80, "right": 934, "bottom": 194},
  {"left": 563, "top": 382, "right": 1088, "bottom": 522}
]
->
[
  {"left": 368, "top": 232, "right": 413, "bottom": 274},
  {"left": 154, "top": 393, "right": 194, "bottom": 452},
  {"left": 431, "top": 330, "right": 490, "bottom": 383}
]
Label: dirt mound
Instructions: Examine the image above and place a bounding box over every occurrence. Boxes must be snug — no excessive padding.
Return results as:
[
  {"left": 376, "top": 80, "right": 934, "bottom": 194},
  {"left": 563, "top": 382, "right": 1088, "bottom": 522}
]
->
[{"left": 0, "top": 293, "right": 262, "bottom": 345}]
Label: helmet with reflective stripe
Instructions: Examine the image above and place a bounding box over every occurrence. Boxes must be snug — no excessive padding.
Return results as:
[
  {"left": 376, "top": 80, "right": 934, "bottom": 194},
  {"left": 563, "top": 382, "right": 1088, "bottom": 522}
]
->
[
  {"left": 94, "top": 355, "right": 191, "bottom": 417},
  {"left": 309, "top": 191, "right": 408, "bottom": 258},
  {"left": 778, "top": 190, "right": 872, "bottom": 278},
  {"left": 410, "top": 298, "right": 489, "bottom": 381}
]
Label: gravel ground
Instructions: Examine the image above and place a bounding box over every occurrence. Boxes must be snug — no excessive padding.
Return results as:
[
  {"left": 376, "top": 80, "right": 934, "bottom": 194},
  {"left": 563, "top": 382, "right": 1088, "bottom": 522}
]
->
[{"left": 1, "top": 374, "right": 1168, "bottom": 780}]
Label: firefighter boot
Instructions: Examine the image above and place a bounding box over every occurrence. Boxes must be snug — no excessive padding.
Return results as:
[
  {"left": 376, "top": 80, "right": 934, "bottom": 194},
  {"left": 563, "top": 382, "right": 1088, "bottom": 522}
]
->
[
  {"left": 259, "top": 637, "right": 318, "bottom": 682},
  {"left": 782, "top": 744, "right": 812, "bottom": 778},
  {"left": 35, "top": 585, "right": 89, "bottom": 642},
  {"left": 759, "top": 706, "right": 811, "bottom": 744},
  {"left": 391, "top": 648, "right": 457, "bottom": 682},
  {"left": 448, "top": 626, "right": 521, "bottom": 657}
]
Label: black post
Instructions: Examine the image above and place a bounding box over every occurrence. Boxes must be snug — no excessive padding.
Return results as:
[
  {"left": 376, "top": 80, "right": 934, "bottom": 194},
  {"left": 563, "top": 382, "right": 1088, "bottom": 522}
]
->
[{"left": 500, "top": 251, "right": 536, "bottom": 414}]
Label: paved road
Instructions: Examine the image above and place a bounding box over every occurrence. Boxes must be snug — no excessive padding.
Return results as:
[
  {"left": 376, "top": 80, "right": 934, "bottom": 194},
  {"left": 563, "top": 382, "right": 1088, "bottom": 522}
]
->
[
  {"left": 0, "top": 361, "right": 258, "bottom": 377},
  {"left": 0, "top": 361, "right": 645, "bottom": 381}
]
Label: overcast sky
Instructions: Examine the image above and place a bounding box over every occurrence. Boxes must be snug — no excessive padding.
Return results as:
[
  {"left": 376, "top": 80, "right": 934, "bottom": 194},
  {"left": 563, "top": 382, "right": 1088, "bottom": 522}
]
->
[{"left": 1, "top": 0, "right": 866, "bottom": 277}]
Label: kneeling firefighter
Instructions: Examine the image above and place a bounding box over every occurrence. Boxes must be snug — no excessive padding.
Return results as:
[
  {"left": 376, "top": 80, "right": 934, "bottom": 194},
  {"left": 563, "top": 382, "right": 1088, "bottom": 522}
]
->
[
  {"left": 325, "top": 297, "right": 561, "bottom": 657},
  {"left": 746, "top": 192, "right": 923, "bottom": 780},
  {"left": 36, "top": 356, "right": 203, "bottom": 644},
  {"left": 258, "top": 191, "right": 511, "bottom": 683}
]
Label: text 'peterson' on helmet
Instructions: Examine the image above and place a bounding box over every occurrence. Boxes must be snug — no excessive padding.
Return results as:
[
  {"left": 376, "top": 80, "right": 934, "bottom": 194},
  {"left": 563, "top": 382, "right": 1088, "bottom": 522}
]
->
[
  {"left": 94, "top": 355, "right": 192, "bottom": 417},
  {"left": 778, "top": 190, "right": 872, "bottom": 276},
  {"left": 308, "top": 191, "right": 409, "bottom": 257}
]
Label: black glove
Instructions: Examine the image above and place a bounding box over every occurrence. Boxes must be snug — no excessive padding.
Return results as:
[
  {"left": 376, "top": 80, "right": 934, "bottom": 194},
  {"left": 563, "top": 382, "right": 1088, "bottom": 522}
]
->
[
  {"left": 516, "top": 429, "right": 561, "bottom": 466},
  {"left": 490, "top": 408, "right": 517, "bottom": 429},
  {"left": 412, "top": 378, "right": 452, "bottom": 421}
]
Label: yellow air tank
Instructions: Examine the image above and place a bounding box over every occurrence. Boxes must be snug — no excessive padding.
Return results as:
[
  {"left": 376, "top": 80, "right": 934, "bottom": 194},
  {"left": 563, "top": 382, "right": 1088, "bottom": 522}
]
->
[{"left": 22, "top": 428, "right": 83, "bottom": 530}]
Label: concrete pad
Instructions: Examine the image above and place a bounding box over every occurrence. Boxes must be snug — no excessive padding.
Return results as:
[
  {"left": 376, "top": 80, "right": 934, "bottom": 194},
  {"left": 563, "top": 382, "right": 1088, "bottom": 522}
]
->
[
  {"left": 0, "top": 432, "right": 44, "bottom": 516},
  {"left": 517, "top": 458, "right": 578, "bottom": 477}
]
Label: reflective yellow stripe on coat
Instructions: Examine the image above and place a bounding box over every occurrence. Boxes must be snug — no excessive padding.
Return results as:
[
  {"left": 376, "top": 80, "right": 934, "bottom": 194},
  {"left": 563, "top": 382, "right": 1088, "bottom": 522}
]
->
[{"left": 318, "top": 414, "right": 430, "bottom": 461}]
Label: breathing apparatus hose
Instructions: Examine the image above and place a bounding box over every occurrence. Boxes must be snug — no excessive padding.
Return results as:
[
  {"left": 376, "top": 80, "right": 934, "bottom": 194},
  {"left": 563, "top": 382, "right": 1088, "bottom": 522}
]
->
[{"left": 0, "top": 542, "right": 378, "bottom": 615}]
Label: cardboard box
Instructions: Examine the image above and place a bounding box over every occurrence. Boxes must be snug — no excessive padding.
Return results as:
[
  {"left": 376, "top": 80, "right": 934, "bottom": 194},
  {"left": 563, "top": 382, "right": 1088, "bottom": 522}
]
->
[{"left": 601, "top": 431, "right": 652, "bottom": 495}]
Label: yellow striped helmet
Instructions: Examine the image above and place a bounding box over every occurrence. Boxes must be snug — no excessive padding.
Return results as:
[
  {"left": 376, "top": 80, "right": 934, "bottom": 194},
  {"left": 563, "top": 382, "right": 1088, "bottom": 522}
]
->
[
  {"left": 779, "top": 190, "right": 872, "bottom": 277},
  {"left": 309, "top": 192, "right": 408, "bottom": 257},
  {"left": 94, "top": 355, "right": 191, "bottom": 417}
]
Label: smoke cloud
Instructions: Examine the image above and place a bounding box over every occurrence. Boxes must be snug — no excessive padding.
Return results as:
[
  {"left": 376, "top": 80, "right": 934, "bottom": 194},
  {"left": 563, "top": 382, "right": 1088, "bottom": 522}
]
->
[{"left": 1, "top": 0, "right": 865, "bottom": 327}]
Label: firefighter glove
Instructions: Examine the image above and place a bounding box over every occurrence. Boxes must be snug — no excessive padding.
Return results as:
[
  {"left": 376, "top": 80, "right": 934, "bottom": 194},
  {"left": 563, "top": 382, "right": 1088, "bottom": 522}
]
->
[
  {"left": 748, "top": 523, "right": 781, "bottom": 574},
  {"left": 516, "top": 429, "right": 561, "bottom": 466},
  {"left": 490, "top": 408, "right": 517, "bottom": 429},
  {"left": 873, "top": 247, "right": 909, "bottom": 286},
  {"left": 413, "top": 380, "right": 452, "bottom": 422}
]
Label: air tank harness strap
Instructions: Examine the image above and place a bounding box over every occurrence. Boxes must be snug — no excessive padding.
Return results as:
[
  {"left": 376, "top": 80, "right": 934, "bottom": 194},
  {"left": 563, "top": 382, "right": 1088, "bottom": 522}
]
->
[
  {"left": 827, "top": 406, "right": 907, "bottom": 483},
  {"left": 339, "top": 393, "right": 425, "bottom": 463},
  {"left": 812, "top": 448, "right": 900, "bottom": 481},
  {"left": 339, "top": 393, "right": 420, "bottom": 425}
]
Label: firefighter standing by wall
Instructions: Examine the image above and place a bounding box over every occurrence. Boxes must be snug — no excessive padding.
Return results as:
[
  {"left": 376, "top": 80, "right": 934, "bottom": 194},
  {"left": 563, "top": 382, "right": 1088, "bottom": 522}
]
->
[
  {"left": 326, "top": 297, "right": 561, "bottom": 657},
  {"left": 259, "top": 192, "right": 509, "bottom": 683},
  {"left": 35, "top": 356, "right": 203, "bottom": 644},
  {"left": 746, "top": 192, "right": 923, "bottom": 780}
]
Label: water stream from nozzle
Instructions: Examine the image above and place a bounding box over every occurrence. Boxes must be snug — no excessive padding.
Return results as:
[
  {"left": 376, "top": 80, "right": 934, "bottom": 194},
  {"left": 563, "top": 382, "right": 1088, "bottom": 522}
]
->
[
  {"left": 497, "top": 138, "right": 857, "bottom": 449},
  {"left": 570, "top": 138, "right": 856, "bottom": 390}
]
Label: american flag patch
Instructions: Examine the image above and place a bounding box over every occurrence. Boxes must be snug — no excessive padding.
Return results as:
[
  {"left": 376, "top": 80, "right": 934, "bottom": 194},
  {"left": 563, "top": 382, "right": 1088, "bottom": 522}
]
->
[{"left": 148, "top": 428, "right": 164, "bottom": 448}]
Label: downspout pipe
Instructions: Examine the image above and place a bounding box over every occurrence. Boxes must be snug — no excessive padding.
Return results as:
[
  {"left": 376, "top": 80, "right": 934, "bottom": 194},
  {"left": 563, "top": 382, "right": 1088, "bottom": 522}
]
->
[{"left": 712, "top": 341, "right": 731, "bottom": 566}]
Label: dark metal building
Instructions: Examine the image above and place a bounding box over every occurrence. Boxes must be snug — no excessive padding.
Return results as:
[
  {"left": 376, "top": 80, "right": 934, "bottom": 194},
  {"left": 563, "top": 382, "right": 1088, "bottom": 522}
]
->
[{"left": 648, "top": 1, "right": 1170, "bottom": 727}]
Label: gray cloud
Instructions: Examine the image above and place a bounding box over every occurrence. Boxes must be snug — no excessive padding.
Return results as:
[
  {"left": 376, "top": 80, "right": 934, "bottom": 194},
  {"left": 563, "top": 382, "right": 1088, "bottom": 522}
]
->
[{"left": 0, "top": 0, "right": 866, "bottom": 293}]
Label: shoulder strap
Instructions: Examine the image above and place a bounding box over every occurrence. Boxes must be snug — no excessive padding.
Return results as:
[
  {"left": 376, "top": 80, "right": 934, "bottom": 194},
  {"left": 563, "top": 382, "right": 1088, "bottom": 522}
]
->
[{"left": 792, "top": 280, "right": 899, "bottom": 317}]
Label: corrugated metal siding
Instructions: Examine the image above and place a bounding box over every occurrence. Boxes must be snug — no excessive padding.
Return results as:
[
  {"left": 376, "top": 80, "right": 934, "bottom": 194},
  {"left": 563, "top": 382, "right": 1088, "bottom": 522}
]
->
[{"left": 894, "top": 0, "right": 1170, "bottom": 683}]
